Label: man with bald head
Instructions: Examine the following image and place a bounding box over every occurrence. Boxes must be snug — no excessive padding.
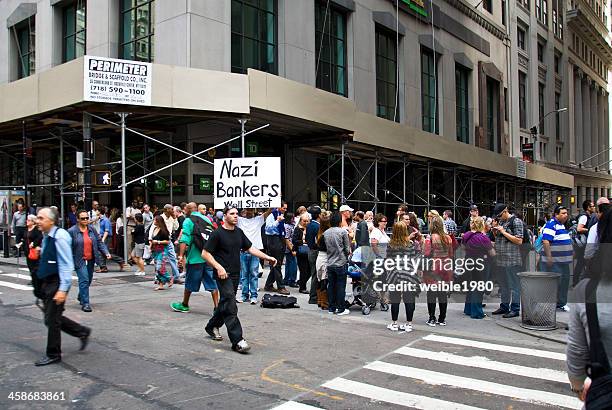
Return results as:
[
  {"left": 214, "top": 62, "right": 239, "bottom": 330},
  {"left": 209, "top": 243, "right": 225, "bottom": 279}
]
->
[
  {"left": 34, "top": 207, "right": 90, "bottom": 366},
  {"left": 171, "top": 202, "right": 219, "bottom": 313}
]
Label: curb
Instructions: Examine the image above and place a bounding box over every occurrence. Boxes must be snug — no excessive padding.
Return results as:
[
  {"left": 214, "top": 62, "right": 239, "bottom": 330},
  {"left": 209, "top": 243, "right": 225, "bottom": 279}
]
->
[
  {"left": 0, "top": 260, "right": 26, "bottom": 268},
  {"left": 494, "top": 318, "right": 568, "bottom": 345}
]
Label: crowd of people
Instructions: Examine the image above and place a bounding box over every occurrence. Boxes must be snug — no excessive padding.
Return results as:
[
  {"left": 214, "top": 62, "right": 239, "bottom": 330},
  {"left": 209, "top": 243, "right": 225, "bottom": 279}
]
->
[{"left": 8, "top": 194, "right": 612, "bottom": 399}]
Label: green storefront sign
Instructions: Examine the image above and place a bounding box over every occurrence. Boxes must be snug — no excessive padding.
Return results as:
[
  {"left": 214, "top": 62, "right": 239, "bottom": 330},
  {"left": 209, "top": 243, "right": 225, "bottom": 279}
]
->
[
  {"left": 396, "top": 0, "right": 428, "bottom": 18},
  {"left": 194, "top": 174, "right": 214, "bottom": 195}
]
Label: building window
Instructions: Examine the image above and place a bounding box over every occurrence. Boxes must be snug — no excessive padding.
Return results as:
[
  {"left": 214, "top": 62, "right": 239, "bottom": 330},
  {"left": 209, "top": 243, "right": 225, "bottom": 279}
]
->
[
  {"left": 536, "top": 0, "right": 548, "bottom": 25},
  {"left": 62, "top": 0, "right": 86, "bottom": 62},
  {"left": 315, "top": 1, "right": 347, "bottom": 97},
  {"left": 518, "top": 0, "right": 530, "bottom": 10},
  {"left": 455, "top": 65, "right": 469, "bottom": 144},
  {"left": 231, "top": 0, "right": 277, "bottom": 74},
  {"left": 537, "top": 42, "right": 545, "bottom": 62},
  {"left": 120, "top": 0, "right": 154, "bottom": 62},
  {"left": 375, "top": 27, "right": 399, "bottom": 122},
  {"left": 502, "top": 0, "right": 506, "bottom": 26},
  {"left": 556, "top": 145, "right": 562, "bottom": 162},
  {"left": 554, "top": 53, "right": 560, "bottom": 73},
  {"left": 552, "top": 0, "right": 563, "bottom": 38},
  {"left": 536, "top": 0, "right": 542, "bottom": 20},
  {"left": 519, "top": 71, "right": 527, "bottom": 129},
  {"left": 538, "top": 82, "right": 545, "bottom": 135},
  {"left": 483, "top": 0, "right": 492, "bottom": 13},
  {"left": 540, "top": 141, "right": 547, "bottom": 159},
  {"left": 555, "top": 92, "right": 561, "bottom": 140},
  {"left": 421, "top": 48, "right": 438, "bottom": 133},
  {"left": 517, "top": 27, "right": 526, "bottom": 51},
  {"left": 14, "top": 18, "right": 35, "bottom": 79}
]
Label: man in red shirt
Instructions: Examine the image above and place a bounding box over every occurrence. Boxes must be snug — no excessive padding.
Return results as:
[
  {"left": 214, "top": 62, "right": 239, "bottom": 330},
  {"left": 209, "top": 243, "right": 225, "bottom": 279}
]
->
[{"left": 68, "top": 210, "right": 111, "bottom": 312}]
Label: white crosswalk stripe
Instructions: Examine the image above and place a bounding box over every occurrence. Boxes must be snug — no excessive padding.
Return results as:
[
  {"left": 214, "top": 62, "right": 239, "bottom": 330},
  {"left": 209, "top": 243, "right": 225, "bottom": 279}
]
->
[
  {"left": 281, "top": 333, "right": 579, "bottom": 410},
  {"left": 3, "top": 272, "right": 79, "bottom": 281},
  {"left": 271, "top": 401, "right": 322, "bottom": 410},
  {"left": 0, "top": 280, "right": 33, "bottom": 291}
]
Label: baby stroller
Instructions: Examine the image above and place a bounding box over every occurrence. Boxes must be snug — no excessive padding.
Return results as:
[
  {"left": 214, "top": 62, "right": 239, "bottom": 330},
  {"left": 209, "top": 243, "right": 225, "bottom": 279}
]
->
[{"left": 346, "top": 247, "right": 389, "bottom": 315}]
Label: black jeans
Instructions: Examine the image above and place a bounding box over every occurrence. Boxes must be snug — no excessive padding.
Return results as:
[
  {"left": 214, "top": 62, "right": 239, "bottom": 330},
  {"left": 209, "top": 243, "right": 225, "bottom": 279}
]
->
[
  {"left": 297, "top": 253, "right": 311, "bottom": 291},
  {"left": 391, "top": 292, "right": 416, "bottom": 322},
  {"left": 14, "top": 226, "right": 26, "bottom": 256},
  {"left": 40, "top": 277, "right": 89, "bottom": 358},
  {"left": 427, "top": 290, "right": 448, "bottom": 322},
  {"left": 27, "top": 258, "right": 42, "bottom": 299},
  {"left": 101, "top": 237, "right": 124, "bottom": 268},
  {"left": 265, "top": 236, "right": 285, "bottom": 289},
  {"left": 308, "top": 250, "right": 319, "bottom": 302},
  {"left": 207, "top": 272, "right": 243, "bottom": 346},
  {"left": 327, "top": 265, "right": 348, "bottom": 313}
]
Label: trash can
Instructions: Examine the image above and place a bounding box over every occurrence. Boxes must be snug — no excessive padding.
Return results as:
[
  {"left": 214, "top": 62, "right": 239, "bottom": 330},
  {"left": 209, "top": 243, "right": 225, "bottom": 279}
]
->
[
  {"left": 518, "top": 271, "right": 561, "bottom": 331},
  {"left": 0, "top": 229, "right": 8, "bottom": 258}
]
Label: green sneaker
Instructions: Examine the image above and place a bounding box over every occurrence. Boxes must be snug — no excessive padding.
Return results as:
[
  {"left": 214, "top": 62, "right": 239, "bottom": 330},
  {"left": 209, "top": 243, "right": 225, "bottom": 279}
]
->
[{"left": 170, "top": 302, "right": 190, "bottom": 313}]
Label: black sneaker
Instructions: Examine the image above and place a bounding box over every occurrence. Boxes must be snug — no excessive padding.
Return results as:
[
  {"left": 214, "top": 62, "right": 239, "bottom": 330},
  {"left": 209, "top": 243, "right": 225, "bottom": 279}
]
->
[
  {"left": 491, "top": 308, "right": 509, "bottom": 315},
  {"left": 502, "top": 311, "right": 519, "bottom": 318},
  {"left": 426, "top": 318, "right": 437, "bottom": 327},
  {"left": 436, "top": 320, "right": 447, "bottom": 326}
]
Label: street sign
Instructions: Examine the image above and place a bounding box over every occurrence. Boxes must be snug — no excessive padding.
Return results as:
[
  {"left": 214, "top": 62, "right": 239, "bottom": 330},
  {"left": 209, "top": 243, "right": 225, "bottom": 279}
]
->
[
  {"left": 246, "top": 141, "right": 259, "bottom": 156},
  {"left": 84, "top": 56, "right": 152, "bottom": 106},
  {"left": 516, "top": 159, "right": 527, "bottom": 179},
  {"left": 194, "top": 174, "right": 213, "bottom": 195},
  {"left": 94, "top": 171, "right": 112, "bottom": 187},
  {"left": 214, "top": 157, "right": 281, "bottom": 209}
]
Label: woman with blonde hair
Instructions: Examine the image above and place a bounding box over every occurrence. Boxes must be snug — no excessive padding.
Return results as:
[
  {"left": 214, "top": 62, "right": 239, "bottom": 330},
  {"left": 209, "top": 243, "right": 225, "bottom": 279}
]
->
[
  {"left": 462, "top": 217, "right": 493, "bottom": 319},
  {"left": 423, "top": 215, "right": 458, "bottom": 326},
  {"left": 386, "top": 221, "right": 419, "bottom": 332},
  {"left": 315, "top": 211, "right": 332, "bottom": 310}
]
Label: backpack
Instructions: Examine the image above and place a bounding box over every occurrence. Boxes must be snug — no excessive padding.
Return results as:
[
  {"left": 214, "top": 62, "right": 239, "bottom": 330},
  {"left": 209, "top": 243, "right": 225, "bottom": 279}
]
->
[
  {"left": 190, "top": 215, "right": 214, "bottom": 252},
  {"left": 584, "top": 278, "right": 612, "bottom": 409},
  {"left": 260, "top": 293, "right": 299, "bottom": 309},
  {"left": 569, "top": 212, "right": 593, "bottom": 249}
]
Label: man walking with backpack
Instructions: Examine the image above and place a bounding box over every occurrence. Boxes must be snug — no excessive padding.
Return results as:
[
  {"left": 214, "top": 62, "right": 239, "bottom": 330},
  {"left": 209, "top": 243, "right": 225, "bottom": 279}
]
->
[{"left": 171, "top": 203, "right": 219, "bottom": 313}]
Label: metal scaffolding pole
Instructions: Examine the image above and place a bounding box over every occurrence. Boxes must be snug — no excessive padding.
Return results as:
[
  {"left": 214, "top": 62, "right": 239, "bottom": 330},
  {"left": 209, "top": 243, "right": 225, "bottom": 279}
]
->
[
  {"left": 239, "top": 118, "right": 247, "bottom": 158},
  {"left": 453, "top": 167, "right": 457, "bottom": 223},
  {"left": 22, "top": 121, "right": 28, "bottom": 208},
  {"left": 83, "top": 113, "right": 92, "bottom": 210},
  {"left": 402, "top": 157, "right": 406, "bottom": 203},
  {"left": 426, "top": 162, "right": 431, "bottom": 210},
  {"left": 169, "top": 134, "right": 173, "bottom": 205},
  {"left": 119, "top": 113, "right": 128, "bottom": 264},
  {"left": 373, "top": 152, "right": 378, "bottom": 212},
  {"left": 60, "top": 130, "right": 65, "bottom": 228},
  {"left": 341, "top": 142, "right": 345, "bottom": 203}
]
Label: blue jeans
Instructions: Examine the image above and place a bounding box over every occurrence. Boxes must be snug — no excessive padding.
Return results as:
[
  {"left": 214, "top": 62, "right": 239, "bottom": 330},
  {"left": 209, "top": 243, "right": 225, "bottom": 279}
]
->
[
  {"left": 240, "top": 252, "right": 260, "bottom": 300},
  {"left": 499, "top": 265, "right": 521, "bottom": 313},
  {"left": 540, "top": 261, "right": 571, "bottom": 308},
  {"left": 327, "top": 265, "right": 348, "bottom": 313},
  {"left": 284, "top": 252, "right": 298, "bottom": 286},
  {"left": 76, "top": 259, "right": 95, "bottom": 305},
  {"left": 165, "top": 244, "right": 180, "bottom": 279}
]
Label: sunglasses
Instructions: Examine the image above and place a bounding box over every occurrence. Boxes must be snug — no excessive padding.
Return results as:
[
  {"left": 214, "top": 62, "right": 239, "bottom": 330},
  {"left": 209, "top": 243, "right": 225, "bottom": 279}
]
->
[
  {"left": 380, "top": 220, "right": 388, "bottom": 223},
  {"left": 79, "top": 217, "right": 89, "bottom": 220}
]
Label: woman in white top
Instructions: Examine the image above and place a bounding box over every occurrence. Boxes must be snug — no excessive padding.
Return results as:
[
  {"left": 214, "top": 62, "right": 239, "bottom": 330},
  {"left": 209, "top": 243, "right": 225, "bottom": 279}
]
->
[{"left": 370, "top": 213, "right": 390, "bottom": 258}]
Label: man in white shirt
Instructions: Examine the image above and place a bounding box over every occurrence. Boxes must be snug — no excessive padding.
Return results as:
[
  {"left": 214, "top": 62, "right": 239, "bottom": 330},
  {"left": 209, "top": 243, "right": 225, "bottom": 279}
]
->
[
  {"left": 125, "top": 200, "right": 141, "bottom": 257},
  {"left": 238, "top": 208, "right": 272, "bottom": 302},
  {"left": 88, "top": 201, "right": 101, "bottom": 233},
  {"left": 141, "top": 204, "right": 154, "bottom": 232}
]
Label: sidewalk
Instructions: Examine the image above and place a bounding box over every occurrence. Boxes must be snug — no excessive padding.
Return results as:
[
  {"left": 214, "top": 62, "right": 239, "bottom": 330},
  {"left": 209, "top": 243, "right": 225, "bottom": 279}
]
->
[{"left": 0, "top": 256, "right": 26, "bottom": 267}]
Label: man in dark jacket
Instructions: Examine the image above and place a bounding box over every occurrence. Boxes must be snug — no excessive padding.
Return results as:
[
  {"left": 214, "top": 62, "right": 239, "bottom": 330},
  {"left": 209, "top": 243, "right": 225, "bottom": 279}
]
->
[{"left": 68, "top": 210, "right": 110, "bottom": 312}]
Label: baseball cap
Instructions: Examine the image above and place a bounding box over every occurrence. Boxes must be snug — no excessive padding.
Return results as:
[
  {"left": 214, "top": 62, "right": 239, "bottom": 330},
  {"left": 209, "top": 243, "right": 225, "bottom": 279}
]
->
[
  {"left": 469, "top": 204, "right": 478, "bottom": 211},
  {"left": 596, "top": 197, "right": 610, "bottom": 206},
  {"left": 493, "top": 203, "right": 507, "bottom": 217},
  {"left": 339, "top": 205, "right": 354, "bottom": 212}
]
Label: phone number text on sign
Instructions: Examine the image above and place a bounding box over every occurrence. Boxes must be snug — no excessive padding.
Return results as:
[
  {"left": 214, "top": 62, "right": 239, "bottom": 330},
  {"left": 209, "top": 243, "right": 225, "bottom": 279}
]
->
[{"left": 84, "top": 56, "right": 152, "bottom": 106}]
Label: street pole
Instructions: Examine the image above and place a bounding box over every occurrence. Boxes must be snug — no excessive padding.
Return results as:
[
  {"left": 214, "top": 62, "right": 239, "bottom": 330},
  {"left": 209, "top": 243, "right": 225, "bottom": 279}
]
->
[
  {"left": 83, "top": 113, "right": 92, "bottom": 210},
  {"left": 373, "top": 152, "right": 378, "bottom": 213},
  {"left": 239, "top": 119, "right": 247, "bottom": 157},
  {"left": 22, "top": 121, "right": 28, "bottom": 209},
  {"left": 60, "top": 129, "right": 65, "bottom": 228},
  {"left": 119, "top": 113, "right": 128, "bottom": 264},
  {"left": 340, "top": 142, "right": 345, "bottom": 203},
  {"left": 169, "top": 134, "right": 173, "bottom": 205}
]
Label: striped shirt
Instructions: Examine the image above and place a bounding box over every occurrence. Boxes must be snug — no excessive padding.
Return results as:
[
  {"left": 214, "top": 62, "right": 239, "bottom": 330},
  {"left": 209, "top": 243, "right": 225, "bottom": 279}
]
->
[{"left": 540, "top": 218, "right": 573, "bottom": 264}]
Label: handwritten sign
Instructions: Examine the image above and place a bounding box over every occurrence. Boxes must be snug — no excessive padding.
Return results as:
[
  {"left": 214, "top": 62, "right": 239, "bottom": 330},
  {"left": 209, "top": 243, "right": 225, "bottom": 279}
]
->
[{"left": 214, "top": 157, "right": 281, "bottom": 209}]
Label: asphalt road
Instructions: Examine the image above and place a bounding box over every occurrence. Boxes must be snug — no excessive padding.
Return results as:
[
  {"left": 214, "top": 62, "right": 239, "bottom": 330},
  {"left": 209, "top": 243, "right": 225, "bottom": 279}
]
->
[{"left": 0, "top": 263, "right": 581, "bottom": 410}]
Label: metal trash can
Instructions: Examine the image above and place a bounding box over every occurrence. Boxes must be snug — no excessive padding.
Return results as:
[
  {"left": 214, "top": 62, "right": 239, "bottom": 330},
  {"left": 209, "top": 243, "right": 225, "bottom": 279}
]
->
[
  {"left": 0, "top": 229, "right": 9, "bottom": 258},
  {"left": 518, "top": 271, "right": 561, "bottom": 331}
]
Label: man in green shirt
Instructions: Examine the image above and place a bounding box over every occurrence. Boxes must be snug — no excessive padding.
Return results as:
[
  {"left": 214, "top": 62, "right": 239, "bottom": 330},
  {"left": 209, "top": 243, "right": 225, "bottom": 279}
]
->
[{"left": 170, "top": 202, "right": 219, "bottom": 313}]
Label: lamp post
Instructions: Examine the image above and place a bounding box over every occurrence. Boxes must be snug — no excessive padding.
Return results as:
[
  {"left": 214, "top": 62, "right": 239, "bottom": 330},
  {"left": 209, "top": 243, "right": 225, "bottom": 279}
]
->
[{"left": 529, "top": 107, "right": 567, "bottom": 162}]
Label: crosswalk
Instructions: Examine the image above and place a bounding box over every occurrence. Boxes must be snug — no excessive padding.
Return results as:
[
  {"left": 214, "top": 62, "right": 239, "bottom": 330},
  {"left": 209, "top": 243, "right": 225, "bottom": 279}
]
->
[
  {"left": 274, "top": 334, "right": 581, "bottom": 410},
  {"left": 0, "top": 268, "right": 79, "bottom": 292}
]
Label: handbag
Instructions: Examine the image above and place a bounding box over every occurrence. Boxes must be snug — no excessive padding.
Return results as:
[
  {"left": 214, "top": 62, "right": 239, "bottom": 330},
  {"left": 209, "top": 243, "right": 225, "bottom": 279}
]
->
[
  {"left": 584, "top": 278, "right": 612, "bottom": 409},
  {"left": 28, "top": 246, "right": 39, "bottom": 260}
]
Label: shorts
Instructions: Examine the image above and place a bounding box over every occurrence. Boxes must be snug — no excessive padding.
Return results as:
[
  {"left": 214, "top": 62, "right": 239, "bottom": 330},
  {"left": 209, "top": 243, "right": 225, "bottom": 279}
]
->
[
  {"left": 185, "top": 263, "right": 218, "bottom": 292},
  {"left": 132, "top": 243, "right": 145, "bottom": 258}
]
